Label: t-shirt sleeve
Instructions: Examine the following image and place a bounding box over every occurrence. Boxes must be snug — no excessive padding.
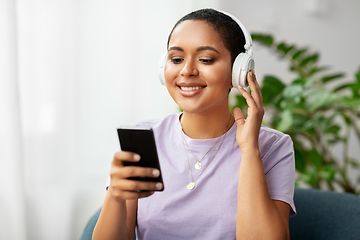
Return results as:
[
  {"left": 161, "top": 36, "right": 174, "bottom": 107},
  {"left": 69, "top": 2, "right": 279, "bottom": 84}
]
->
[{"left": 262, "top": 134, "right": 297, "bottom": 216}]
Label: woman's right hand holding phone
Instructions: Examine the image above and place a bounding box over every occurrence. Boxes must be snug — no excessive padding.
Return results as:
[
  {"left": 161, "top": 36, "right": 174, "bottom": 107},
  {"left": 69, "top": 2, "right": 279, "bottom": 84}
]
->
[{"left": 108, "top": 151, "right": 163, "bottom": 202}]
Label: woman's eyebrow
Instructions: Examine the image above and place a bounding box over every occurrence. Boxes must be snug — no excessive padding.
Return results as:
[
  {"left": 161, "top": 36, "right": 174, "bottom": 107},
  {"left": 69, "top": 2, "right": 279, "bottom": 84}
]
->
[
  {"left": 197, "top": 46, "right": 220, "bottom": 54},
  {"left": 168, "top": 46, "right": 184, "bottom": 52},
  {"left": 167, "top": 46, "right": 220, "bottom": 54}
]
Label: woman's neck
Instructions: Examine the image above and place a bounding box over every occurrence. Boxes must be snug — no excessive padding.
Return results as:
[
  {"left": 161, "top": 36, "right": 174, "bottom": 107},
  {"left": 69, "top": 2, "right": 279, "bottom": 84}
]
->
[{"left": 180, "top": 110, "right": 234, "bottom": 139}]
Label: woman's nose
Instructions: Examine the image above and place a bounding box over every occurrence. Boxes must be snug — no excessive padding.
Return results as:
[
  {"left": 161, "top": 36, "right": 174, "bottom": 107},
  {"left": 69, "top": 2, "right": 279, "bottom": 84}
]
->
[{"left": 180, "top": 59, "right": 199, "bottom": 77}]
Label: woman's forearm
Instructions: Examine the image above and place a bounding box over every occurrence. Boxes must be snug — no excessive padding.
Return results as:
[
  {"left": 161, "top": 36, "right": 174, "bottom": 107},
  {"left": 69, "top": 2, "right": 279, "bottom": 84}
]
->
[
  {"left": 236, "top": 148, "right": 288, "bottom": 240},
  {"left": 92, "top": 190, "right": 129, "bottom": 240}
]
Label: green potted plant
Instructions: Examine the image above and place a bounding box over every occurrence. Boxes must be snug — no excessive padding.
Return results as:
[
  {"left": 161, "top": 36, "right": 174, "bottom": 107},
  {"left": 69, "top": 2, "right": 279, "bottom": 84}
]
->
[{"left": 231, "top": 33, "right": 360, "bottom": 194}]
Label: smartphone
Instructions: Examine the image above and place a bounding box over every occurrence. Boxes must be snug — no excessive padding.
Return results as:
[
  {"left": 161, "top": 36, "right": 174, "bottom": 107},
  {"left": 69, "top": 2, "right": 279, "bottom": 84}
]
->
[{"left": 117, "top": 126, "right": 164, "bottom": 191}]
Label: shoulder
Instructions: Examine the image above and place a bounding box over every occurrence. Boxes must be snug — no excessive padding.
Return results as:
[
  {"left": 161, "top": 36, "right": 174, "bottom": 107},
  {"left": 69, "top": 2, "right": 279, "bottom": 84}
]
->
[
  {"left": 134, "top": 113, "right": 180, "bottom": 133},
  {"left": 258, "top": 125, "right": 294, "bottom": 161},
  {"left": 259, "top": 125, "right": 292, "bottom": 144}
]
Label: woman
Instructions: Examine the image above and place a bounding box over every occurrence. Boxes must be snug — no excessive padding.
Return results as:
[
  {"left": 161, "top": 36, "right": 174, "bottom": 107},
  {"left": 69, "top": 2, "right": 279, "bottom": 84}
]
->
[{"left": 93, "top": 8, "right": 296, "bottom": 240}]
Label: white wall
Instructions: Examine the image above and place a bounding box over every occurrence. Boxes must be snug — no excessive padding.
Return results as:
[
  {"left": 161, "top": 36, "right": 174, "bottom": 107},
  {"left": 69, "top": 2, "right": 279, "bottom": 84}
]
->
[{"left": 220, "top": 0, "right": 360, "bottom": 82}]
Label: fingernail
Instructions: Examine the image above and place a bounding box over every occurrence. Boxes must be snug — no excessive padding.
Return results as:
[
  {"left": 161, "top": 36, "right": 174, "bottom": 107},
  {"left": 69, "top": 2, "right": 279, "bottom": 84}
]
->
[
  {"left": 156, "top": 183, "right": 163, "bottom": 189},
  {"left": 133, "top": 154, "right": 140, "bottom": 161},
  {"left": 153, "top": 169, "right": 160, "bottom": 176},
  {"left": 249, "top": 72, "right": 253, "bottom": 77}
]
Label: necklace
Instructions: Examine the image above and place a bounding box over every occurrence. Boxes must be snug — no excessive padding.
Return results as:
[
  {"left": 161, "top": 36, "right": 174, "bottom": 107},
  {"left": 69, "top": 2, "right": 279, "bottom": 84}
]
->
[
  {"left": 181, "top": 115, "right": 232, "bottom": 170},
  {"left": 180, "top": 115, "right": 233, "bottom": 190},
  {"left": 182, "top": 129, "right": 229, "bottom": 190},
  {"left": 181, "top": 130, "right": 222, "bottom": 170}
]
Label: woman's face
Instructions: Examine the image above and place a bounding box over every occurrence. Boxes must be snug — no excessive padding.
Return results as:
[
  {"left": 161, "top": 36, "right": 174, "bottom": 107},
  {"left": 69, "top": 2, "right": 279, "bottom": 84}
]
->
[{"left": 164, "top": 20, "right": 233, "bottom": 115}]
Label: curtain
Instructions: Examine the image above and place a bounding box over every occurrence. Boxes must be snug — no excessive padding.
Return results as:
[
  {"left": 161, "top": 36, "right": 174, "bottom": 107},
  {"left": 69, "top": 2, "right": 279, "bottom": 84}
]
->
[
  {"left": 0, "top": 1, "right": 219, "bottom": 239},
  {"left": 0, "top": 1, "right": 27, "bottom": 239}
]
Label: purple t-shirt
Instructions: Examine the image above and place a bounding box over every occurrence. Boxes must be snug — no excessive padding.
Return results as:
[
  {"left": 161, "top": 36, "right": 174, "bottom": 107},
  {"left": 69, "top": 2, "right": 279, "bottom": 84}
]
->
[{"left": 122, "top": 113, "right": 296, "bottom": 239}]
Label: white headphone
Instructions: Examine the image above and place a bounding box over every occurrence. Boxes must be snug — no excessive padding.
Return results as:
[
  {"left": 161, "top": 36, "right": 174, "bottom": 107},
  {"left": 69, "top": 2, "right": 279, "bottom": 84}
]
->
[{"left": 158, "top": 10, "right": 254, "bottom": 88}]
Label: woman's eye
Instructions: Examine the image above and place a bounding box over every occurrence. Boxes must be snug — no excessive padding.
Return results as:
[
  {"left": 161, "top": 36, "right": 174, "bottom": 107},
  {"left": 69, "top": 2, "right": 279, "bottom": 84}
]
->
[
  {"left": 170, "top": 58, "right": 183, "bottom": 64},
  {"left": 200, "top": 59, "right": 214, "bottom": 64}
]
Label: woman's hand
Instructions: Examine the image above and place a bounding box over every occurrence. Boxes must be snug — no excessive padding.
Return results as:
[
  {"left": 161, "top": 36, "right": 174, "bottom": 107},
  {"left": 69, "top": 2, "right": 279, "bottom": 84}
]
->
[
  {"left": 108, "top": 151, "right": 163, "bottom": 202},
  {"left": 233, "top": 70, "right": 264, "bottom": 151}
]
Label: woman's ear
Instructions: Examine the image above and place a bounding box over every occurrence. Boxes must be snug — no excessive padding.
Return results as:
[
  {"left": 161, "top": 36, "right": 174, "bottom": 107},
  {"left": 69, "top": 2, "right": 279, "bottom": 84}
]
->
[{"left": 229, "top": 76, "right": 233, "bottom": 93}]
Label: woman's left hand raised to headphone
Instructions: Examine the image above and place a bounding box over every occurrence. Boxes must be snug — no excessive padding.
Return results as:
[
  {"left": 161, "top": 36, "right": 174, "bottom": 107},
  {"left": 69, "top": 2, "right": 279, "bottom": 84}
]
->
[{"left": 233, "top": 70, "right": 264, "bottom": 152}]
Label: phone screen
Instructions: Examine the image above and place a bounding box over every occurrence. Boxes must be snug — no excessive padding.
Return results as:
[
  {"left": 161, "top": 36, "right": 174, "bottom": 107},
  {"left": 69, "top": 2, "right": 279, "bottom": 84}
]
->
[{"left": 117, "top": 127, "right": 164, "bottom": 190}]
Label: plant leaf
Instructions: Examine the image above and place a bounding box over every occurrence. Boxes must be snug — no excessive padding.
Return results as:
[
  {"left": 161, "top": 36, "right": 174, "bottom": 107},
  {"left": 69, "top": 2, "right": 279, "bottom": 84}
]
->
[
  {"left": 299, "top": 54, "right": 319, "bottom": 67},
  {"left": 350, "top": 159, "right": 360, "bottom": 168},
  {"left": 301, "top": 167, "right": 318, "bottom": 185},
  {"left": 334, "top": 83, "right": 353, "bottom": 93},
  {"left": 281, "top": 84, "right": 303, "bottom": 109},
  {"left": 304, "top": 88, "right": 339, "bottom": 111},
  {"left": 292, "top": 113, "right": 310, "bottom": 132},
  {"left": 320, "top": 165, "right": 336, "bottom": 182},
  {"left": 276, "top": 109, "right": 294, "bottom": 132},
  {"left": 251, "top": 33, "right": 273, "bottom": 46},
  {"left": 321, "top": 73, "right": 345, "bottom": 83},
  {"left": 309, "top": 66, "right": 329, "bottom": 75},
  {"left": 283, "top": 84, "right": 303, "bottom": 100},
  {"left": 292, "top": 48, "right": 307, "bottom": 60},
  {"left": 336, "top": 97, "right": 360, "bottom": 111},
  {"left": 294, "top": 148, "right": 306, "bottom": 172},
  {"left": 356, "top": 67, "right": 360, "bottom": 84},
  {"left": 276, "top": 42, "right": 295, "bottom": 55},
  {"left": 308, "top": 148, "right": 322, "bottom": 169},
  {"left": 261, "top": 75, "right": 285, "bottom": 105},
  {"left": 324, "top": 125, "right": 340, "bottom": 135}
]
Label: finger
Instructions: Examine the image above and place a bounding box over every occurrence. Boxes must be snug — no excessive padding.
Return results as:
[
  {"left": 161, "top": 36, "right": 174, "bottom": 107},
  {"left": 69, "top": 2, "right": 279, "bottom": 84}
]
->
[
  {"left": 117, "top": 179, "right": 163, "bottom": 192},
  {"left": 111, "top": 166, "right": 160, "bottom": 180},
  {"left": 251, "top": 70, "right": 261, "bottom": 92},
  {"left": 233, "top": 107, "right": 245, "bottom": 127},
  {"left": 251, "top": 71, "right": 263, "bottom": 103},
  {"left": 109, "top": 186, "right": 155, "bottom": 200},
  {"left": 121, "top": 166, "right": 160, "bottom": 179},
  {"left": 237, "top": 86, "right": 258, "bottom": 109},
  {"left": 249, "top": 71, "right": 264, "bottom": 114},
  {"left": 247, "top": 71, "right": 262, "bottom": 105},
  {"left": 113, "top": 151, "right": 141, "bottom": 166},
  {"left": 123, "top": 191, "right": 155, "bottom": 199}
]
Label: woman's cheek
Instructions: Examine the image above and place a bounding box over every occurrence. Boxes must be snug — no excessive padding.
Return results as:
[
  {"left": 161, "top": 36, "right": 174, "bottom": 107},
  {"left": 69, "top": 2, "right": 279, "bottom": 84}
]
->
[{"left": 164, "top": 64, "right": 178, "bottom": 85}]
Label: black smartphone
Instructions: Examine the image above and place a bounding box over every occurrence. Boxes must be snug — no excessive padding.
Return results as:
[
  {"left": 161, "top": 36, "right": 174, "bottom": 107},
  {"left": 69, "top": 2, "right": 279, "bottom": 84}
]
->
[{"left": 117, "top": 126, "right": 164, "bottom": 191}]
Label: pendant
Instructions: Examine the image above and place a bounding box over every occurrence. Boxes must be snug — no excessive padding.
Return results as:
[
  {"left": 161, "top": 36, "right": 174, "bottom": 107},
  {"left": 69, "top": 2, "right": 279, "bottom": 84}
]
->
[
  {"left": 187, "top": 181, "right": 195, "bottom": 190},
  {"left": 194, "top": 162, "right": 202, "bottom": 170}
]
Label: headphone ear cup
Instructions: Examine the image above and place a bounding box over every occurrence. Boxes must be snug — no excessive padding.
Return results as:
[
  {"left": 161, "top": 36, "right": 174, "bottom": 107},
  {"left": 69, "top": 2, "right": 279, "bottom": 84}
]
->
[
  {"left": 232, "top": 53, "right": 254, "bottom": 88},
  {"left": 158, "top": 53, "right": 167, "bottom": 85}
]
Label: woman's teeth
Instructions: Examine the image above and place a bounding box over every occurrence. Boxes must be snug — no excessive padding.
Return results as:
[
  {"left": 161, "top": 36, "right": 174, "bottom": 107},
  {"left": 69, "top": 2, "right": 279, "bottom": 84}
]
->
[{"left": 180, "top": 86, "right": 205, "bottom": 91}]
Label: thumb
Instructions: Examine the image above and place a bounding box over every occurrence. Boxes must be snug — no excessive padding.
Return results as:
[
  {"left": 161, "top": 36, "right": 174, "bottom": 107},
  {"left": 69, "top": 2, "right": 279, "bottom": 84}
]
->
[{"left": 233, "top": 107, "right": 245, "bottom": 127}]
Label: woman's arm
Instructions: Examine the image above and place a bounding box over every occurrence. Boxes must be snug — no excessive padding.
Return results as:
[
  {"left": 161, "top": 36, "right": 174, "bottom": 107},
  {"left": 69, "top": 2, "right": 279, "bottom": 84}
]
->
[
  {"left": 236, "top": 148, "right": 290, "bottom": 240},
  {"left": 92, "top": 151, "right": 161, "bottom": 240},
  {"left": 92, "top": 192, "right": 136, "bottom": 240},
  {"left": 234, "top": 71, "right": 290, "bottom": 240}
]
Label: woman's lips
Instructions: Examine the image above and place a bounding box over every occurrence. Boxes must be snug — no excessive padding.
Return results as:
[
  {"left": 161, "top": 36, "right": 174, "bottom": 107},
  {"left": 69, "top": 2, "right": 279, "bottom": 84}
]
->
[
  {"left": 180, "top": 86, "right": 205, "bottom": 91},
  {"left": 178, "top": 85, "right": 206, "bottom": 97}
]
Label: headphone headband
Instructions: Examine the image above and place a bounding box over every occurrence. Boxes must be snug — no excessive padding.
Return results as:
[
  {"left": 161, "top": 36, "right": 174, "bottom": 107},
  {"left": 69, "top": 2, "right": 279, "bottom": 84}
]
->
[{"left": 219, "top": 10, "right": 253, "bottom": 56}]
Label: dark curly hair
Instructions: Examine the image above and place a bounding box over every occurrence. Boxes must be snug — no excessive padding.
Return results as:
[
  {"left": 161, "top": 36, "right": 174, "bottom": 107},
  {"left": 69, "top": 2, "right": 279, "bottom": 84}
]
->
[{"left": 167, "top": 8, "right": 246, "bottom": 64}]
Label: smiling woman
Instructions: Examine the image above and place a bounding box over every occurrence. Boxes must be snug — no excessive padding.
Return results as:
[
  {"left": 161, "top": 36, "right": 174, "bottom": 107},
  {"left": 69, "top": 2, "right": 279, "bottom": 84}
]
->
[
  {"left": 165, "top": 20, "right": 232, "bottom": 117},
  {"left": 93, "top": 8, "right": 296, "bottom": 240}
]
